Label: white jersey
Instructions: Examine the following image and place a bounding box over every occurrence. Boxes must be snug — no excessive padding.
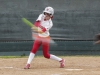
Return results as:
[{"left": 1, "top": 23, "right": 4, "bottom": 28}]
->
[{"left": 36, "top": 14, "right": 53, "bottom": 37}]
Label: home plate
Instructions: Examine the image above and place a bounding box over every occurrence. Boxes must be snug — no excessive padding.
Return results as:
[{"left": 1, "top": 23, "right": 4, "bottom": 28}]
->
[{"left": 65, "top": 69, "right": 83, "bottom": 71}]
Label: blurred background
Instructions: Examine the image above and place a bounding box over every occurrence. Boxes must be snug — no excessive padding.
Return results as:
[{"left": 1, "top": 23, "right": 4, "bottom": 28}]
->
[{"left": 0, "top": 0, "right": 100, "bottom": 56}]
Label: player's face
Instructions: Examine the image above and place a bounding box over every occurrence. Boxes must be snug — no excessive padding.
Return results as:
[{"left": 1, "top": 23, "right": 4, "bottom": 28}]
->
[{"left": 44, "top": 12, "right": 52, "bottom": 20}]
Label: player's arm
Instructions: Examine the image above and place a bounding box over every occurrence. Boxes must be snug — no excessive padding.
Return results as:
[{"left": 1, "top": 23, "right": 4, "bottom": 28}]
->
[
  {"left": 35, "top": 21, "right": 53, "bottom": 33},
  {"left": 32, "top": 21, "right": 44, "bottom": 33},
  {"left": 31, "top": 26, "right": 44, "bottom": 33},
  {"left": 31, "top": 14, "right": 45, "bottom": 33}
]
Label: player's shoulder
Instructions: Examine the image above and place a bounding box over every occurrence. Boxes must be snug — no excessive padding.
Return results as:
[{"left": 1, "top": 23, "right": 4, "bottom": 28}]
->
[
  {"left": 49, "top": 19, "right": 53, "bottom": 26},
  {"left": 50, "top": 18, "right": 53, "bottom": 22},
  {"left": 38, "top": 13, "right": 44, "bottom": 17},
  {"left": 36, "top": 14, "right": 44, "bottom": 21}
]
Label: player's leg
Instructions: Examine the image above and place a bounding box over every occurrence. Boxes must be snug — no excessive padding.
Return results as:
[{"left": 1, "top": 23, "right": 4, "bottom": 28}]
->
[
  {"left": 42, "top": 37, "right": 65, "bottom": 68},
  {"left": 27, "top": 40, "right": 41, "bottom": 64},
  {"left": 50, "top": 54, "right": 65, "bottom": 68},
  {"left": 42, "top": 40, "right": 50, "bottom": 58},
  {"left": 24, "top": 39, "right": 42, "bottom": 69}
]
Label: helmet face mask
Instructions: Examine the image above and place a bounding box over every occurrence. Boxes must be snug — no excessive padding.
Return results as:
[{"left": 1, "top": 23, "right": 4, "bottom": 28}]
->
[
  {"left": 43, "top": 6, "right": 54, "bottom": 16},
  {"left": 44, "top": 12, "right": 52, "bottom": 17}
]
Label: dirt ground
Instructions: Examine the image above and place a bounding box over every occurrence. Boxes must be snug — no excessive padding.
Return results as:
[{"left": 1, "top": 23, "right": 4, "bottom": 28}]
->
[{"left": 0, "top": 56, "right": 100, "bottom": 75}]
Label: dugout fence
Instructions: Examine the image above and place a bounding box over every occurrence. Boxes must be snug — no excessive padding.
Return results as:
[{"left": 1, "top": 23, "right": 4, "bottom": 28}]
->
[{"left": 0, "top": 0, "right": 100, "bottom": 55}]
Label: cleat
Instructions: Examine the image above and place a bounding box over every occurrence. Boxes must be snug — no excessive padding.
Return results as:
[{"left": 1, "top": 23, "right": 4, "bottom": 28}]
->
[
  {"left": 60, "top": 59, "right": 65, "bottom": 68},
  {"left": 24, "top": 64, "right": 30, "bottom": 69}
]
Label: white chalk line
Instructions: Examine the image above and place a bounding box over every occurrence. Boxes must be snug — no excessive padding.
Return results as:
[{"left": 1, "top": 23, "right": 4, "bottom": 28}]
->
[
  {"left": 0, "top": 67, "right": 83, "bottom": 71},
  {"left": 0, "top": 66, "right": 24, "bottom": 70},
  {"left": 51, "top": 73, "right": 63, "bottom": 75},
  {"left": 65, "top": 69, "right": 83, "bottom": 71},
  {"left": 51, "top": 69, "right": 83, "bottom": 75},
  {"left": 0, "top": 67, "right": 13, "bottom": 68}
]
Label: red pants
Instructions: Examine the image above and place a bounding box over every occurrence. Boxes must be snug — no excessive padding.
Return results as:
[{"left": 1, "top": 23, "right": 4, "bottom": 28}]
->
[{"left": 31, "top": 35, "right": 50, "bottom": 59}]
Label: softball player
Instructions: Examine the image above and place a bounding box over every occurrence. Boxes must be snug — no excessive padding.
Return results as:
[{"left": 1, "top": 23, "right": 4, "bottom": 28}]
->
[{"left": 24, "top": 6, "right": 65, "bottom": 69}]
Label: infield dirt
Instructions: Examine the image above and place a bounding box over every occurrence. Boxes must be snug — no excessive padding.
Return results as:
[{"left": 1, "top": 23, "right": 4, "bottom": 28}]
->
[{"left": 0, "top": 56, "right": 100, "bottom": 75}]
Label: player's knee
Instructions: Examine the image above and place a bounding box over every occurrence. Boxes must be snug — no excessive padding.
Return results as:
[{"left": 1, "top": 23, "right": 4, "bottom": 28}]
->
[
  {"left": 31, "top": 47, "right": 38, "bottom": 54},
  {"left": 43, "top": 53, "right": 50, "bottom": 59}
]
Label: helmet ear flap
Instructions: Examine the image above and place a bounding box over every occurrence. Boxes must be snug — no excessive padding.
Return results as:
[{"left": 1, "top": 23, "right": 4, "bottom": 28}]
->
[{"left": 51, "top": 16, "right": 53, "bottom": 19}]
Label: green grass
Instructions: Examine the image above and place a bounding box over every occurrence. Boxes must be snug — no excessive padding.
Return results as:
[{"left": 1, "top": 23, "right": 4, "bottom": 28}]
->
[
  {"left": 0, "top": 56, "right": 28, "bottom": 58},
  {"left": 0, "top": 55, "right": 44, "bottom": 58},
  {"left": 0, "top": 55, "right": 99, "bottom": 58}
]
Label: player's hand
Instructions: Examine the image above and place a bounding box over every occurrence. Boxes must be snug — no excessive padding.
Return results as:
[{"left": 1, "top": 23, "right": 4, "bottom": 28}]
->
[
  {"left": 94, "top": 33, "right": 100, "bottom": 44},
  {"left": 95, "top": 40, "right": 100, "bottom": 44},
  {"left": 31, "top": 26, "right": 37, "bottom": 30},
  {"left": 31, "top": 26, "right": 38, "bottom": 32},
  {"left": 31, "top": 26, "right": 43, "bottom": 33}
]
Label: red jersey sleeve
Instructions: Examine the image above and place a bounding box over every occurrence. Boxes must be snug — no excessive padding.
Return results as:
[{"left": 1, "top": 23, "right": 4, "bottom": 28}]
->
[{"left": 34, "top": 21, "right": 40, "bottom": 27}]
